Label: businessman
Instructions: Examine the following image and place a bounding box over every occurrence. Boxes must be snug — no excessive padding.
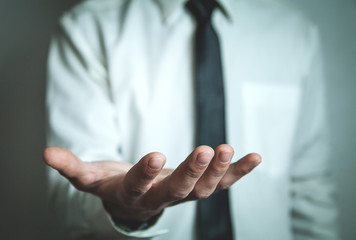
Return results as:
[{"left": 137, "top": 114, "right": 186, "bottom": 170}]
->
[{"left": 44, "top": 0, "right": 339, "bottom": 239}]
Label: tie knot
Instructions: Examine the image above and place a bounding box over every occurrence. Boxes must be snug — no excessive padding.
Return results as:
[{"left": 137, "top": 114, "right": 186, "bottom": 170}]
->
[{"left": 186, "top": 0, "right": 217, "bottom": 22}]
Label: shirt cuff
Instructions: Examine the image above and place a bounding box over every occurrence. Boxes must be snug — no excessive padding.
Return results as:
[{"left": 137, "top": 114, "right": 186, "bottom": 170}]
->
[{"left": 105, "top": 211, "right": 169, "bottom": 239}]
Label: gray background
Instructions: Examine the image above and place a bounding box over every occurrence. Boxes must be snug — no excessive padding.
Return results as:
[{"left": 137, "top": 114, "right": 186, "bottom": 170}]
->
[{"left": 0, "top": 0, "right": 355, "bottom": 239}]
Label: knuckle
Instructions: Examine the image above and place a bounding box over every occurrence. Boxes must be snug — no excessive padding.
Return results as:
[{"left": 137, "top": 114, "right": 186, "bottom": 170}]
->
[
  {"left": 71, "top": 173, "right": 97, "bottom": 191},
  {"left": 167, "top": 184, "right": 189, "bottom": 200},
  {"left": 184, "top": 164, "right": 202, "bottom": 179},
  {"left": 191, "top": 189, "right": 212, "bottom": 200},
  {"left": 209, "top": 167, "right": 226, "bottom": 178},
  {"left": 238, "top": 165, "right": 252, "bottom": 176},
  {"left": 170, "top": 189, "right": 189, "bottom": 200},
  {"left": 142, "top": 170, "right": 157, "bottom": 180},
  {"left": 126, "top": 185, "right": 147, "bottom": 197}
]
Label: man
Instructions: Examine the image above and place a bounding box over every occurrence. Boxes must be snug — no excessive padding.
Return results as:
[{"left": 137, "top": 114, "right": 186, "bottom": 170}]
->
[{"left": 44, "top": 0, "right": 339, "bottom": 239}]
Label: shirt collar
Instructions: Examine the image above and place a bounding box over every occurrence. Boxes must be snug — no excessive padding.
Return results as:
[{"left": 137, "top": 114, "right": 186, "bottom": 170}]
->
[{"left": 154, "top": 0, "right": 234, "bottom": 24}]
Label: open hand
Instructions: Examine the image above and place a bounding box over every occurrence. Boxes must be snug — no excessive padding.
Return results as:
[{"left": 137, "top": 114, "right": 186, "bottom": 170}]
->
[{"left": 43, "top": 145, "right": 261, "bottom": 222}]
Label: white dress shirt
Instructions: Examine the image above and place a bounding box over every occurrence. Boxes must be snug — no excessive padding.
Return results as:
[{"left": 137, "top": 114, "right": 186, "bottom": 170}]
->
[{"left": 46, "top": 0, "right": 339, "bottom": 239}]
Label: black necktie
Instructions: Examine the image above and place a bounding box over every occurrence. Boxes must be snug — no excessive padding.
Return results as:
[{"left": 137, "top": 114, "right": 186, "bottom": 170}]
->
[{"left": 185, "top": 0, "right": 233, "bottom": 240}]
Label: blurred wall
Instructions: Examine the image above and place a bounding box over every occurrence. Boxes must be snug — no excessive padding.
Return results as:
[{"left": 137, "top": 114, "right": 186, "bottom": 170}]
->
[
  {"left": 0, "top": 0, "right": 355, "bottom": 239},
  {"left": 292, "top": 1, "right": 356, "bottom": 239},
  {"left": 0, "top": 1, "right": 79, "bottom": 239}
]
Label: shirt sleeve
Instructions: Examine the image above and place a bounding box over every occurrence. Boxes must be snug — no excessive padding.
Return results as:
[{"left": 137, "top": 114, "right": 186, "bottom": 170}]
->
[
  {"left": 46, "top": 12, "right": 166, "bottom": 240},
  {"left": 290, "top": 24, "right": 340, "bottom": 240}
]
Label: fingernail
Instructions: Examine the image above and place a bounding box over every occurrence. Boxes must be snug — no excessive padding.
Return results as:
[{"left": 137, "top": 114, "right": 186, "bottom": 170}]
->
[
  {"left": 196, "top": 152, "right": 211, "bottom": 167},
  {"left": 219, "top": 151, "right": 232, "bottom": 164},
  {"left": 148, "top": 157, "right": 164, "bottom": 170}
]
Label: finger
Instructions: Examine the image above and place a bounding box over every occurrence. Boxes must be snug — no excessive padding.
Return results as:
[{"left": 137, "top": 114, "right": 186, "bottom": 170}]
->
[
  {"left": 159, "top": 145, "right": 214, "bottom": 203},
  {"left": 123, "top": 152, "right": 166, "bottom": 199},
  {"left": 188, "top": 144, "right": 234, "bottom": 199},
  {"left": 43, "top": 146, "right": 95, "bottom": 190},
  {"left": 43, "top": 146, "right": 84, "bottom": 179},
  {"left": 216, "top": 153, "right": 262, "bottom": 190}
]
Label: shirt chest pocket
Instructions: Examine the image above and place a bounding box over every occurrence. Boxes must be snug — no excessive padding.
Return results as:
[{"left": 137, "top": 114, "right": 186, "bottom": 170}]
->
[{"left": 241, "top": 82, "right": 302, "bottom": 178}]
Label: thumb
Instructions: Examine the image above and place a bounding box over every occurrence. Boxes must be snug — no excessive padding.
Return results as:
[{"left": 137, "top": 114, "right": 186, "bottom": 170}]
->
[{"left": 43, "top": 146, "right": 84, "bottom": 179}]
